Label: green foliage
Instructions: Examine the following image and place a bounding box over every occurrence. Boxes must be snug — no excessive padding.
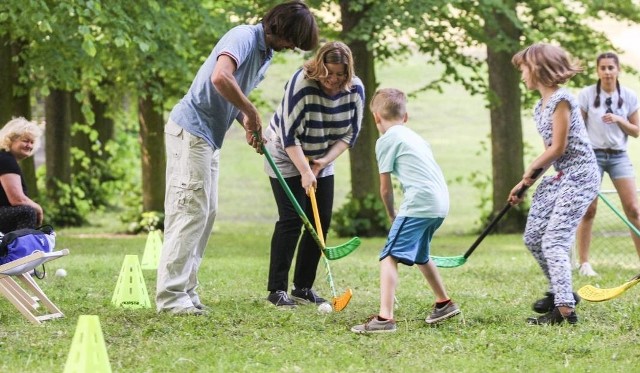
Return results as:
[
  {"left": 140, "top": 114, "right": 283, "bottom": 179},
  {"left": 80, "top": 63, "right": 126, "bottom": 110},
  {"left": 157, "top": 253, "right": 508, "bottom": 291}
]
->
[
  {"left": 338, "top": 0, "right": 640, "bottom": 105},
  {"left": 35, "top": 108, "right": 143, "bottom": 228},
  {"left": 125, "top": 210, "right": 165, "bottom": 234},
  {"left": 69, "top": 123, "right": 120, "bottom": 210},
  {"left": 37, "top": 175, "right": 90, "bottom": 227},
  {"left": 4, "top": 0, "right": 639, "bottom": 234},
  {"left": 332, "top": 192, "right": 389, "bottom": 237},
  {"left": 70, "top": 157, "right": 113, "bottom": 208}
]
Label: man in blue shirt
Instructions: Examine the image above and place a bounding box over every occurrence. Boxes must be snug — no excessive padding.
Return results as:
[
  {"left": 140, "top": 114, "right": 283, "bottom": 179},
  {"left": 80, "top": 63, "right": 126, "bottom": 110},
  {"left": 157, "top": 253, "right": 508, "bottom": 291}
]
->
[{"left": 156, "top": 1, "right": 319, "bottom": 315}]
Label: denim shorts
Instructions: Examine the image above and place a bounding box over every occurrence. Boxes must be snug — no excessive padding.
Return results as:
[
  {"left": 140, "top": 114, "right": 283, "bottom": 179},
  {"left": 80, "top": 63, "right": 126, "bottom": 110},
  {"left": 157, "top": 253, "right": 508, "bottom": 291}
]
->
[{"left": 594, "top": 150, "right": 635, "bottom": 180}]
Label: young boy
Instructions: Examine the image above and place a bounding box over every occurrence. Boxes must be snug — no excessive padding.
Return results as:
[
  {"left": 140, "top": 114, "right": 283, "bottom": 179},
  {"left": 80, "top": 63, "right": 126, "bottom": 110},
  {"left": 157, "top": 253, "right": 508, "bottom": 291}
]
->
[{"left": 351, "top": 88, "right": 460, "bottom": 334}]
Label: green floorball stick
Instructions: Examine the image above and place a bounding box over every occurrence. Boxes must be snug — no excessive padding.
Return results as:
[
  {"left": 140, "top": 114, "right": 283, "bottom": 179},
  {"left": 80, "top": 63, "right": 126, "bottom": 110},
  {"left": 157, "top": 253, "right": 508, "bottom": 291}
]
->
[
  {"left": 597, "top": 192, "right": 640, "bottom": 237},
  {"left": 260, "top": 140, "right": 360, "bottom": 260}
]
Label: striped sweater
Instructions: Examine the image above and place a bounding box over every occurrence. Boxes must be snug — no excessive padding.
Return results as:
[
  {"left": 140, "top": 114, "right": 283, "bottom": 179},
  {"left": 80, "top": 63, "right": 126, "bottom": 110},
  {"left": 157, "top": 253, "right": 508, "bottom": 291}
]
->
[{"left": 264, "top": 68, "right": 365, "bottom": 178}]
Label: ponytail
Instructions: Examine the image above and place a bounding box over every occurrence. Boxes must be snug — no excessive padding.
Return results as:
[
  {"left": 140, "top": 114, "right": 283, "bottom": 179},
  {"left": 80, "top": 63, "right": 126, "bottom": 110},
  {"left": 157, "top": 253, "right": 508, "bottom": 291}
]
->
[{"left": 594, "top": 80, "right": 601, "bottom": 108}]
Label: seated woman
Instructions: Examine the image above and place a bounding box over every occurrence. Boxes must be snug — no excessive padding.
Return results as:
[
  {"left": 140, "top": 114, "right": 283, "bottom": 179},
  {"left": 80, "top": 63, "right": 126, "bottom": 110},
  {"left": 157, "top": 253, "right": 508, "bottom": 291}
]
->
[{"left": 0, "top": 117, "right": 44, "bottom": 233}]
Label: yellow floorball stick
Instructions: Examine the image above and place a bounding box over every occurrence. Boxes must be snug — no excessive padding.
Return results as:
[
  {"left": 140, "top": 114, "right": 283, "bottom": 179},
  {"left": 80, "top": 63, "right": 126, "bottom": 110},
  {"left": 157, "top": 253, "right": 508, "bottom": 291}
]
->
[
  {"left": 308, "top": 187, "right": 352, "bottom": 311},
  {"left": 577, "top": 273, "right": 640, "bottom": 302}
]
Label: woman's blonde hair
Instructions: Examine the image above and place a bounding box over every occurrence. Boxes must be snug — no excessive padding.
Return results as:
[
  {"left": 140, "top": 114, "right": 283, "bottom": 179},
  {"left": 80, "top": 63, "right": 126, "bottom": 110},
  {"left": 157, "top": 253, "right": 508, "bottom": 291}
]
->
[
  {"left": 303, "top": 41, "right": 355, "bottom": 92},
  {"left": 0, "top": 117, "right": 43, "bottom": 152},
  {"left": 511, "top": 43, "right": 583, "bottom": 86}
]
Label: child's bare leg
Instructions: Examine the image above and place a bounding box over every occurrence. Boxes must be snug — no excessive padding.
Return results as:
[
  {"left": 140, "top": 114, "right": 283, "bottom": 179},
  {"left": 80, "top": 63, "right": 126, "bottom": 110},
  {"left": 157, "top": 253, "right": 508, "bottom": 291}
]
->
[
  {"left": 417, "top": 260, "right": 449, "bottom": 302},
  {"left": 379, "top": 256, "right": 398, "bottom": 319}
]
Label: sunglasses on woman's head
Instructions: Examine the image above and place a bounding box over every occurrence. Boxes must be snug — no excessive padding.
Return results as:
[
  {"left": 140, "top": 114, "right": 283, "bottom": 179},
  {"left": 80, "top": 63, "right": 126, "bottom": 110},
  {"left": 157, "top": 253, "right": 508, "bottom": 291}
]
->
[{"left": 605, "top": 97, "right": 613, "bottom": 114}]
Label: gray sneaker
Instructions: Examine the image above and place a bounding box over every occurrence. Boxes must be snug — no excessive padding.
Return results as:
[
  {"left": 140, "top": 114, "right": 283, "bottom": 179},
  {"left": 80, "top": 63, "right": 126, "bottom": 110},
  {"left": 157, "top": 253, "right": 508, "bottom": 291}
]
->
[
  {"left": 194, "top": 303, "right": 211, "bottom": 312},
  {"left": 425, "top": 301, "right": 460, "bottom": 324},
  {"left": 160, "top": 306, "right": 206, "bottom": 316},
  {"left": 351, "top": 315, "right": 397, "bottom": 334}
]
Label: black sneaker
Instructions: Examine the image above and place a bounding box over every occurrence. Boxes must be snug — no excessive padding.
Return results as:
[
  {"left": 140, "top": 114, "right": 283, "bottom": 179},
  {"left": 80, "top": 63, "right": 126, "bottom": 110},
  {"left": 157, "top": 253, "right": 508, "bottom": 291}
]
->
[
  {"left": 267, "top": 290, "right": 296, "bottom": 308},
  {"left": 290, "top": 287, "right": 326, "bottom": 304},
  {"left": 527, "top": 307, "right": 578, "bottom": 325},
  {"left": 532, "top": 292, "right": 581, "bottom": 314}
]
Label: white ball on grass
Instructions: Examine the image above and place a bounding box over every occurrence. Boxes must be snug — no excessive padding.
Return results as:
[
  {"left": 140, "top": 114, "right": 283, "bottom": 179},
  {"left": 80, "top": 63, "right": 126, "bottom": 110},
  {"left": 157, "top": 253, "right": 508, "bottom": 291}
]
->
[
  {"left": 317, "top": 303, "right": 333, "bottom": 314},
  {"left": 55, "top": 268, "right": 67, "bottom": 277}
]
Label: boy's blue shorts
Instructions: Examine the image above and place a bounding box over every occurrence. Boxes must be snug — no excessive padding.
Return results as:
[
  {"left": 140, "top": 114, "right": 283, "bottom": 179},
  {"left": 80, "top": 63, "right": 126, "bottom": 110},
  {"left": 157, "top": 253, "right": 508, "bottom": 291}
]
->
[{"left": 379, "top": 216, "right": 444, "bottom": 266}]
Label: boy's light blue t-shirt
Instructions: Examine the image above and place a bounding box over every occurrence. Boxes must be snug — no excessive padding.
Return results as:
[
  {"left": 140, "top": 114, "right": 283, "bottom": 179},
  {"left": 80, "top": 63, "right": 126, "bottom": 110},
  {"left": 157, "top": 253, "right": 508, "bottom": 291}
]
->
[
  {"left": 170, "top": 24, "right": 272, "bottom": 150},
  {"left": 375, "top": 125, "right": 449, "bottom": 218}
]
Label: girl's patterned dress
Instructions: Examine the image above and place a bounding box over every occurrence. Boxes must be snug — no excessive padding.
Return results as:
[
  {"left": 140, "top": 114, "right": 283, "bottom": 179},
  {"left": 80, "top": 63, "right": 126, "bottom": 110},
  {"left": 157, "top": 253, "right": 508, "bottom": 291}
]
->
[{"left": 524, "top": 88, "right": 601, "bottom": 307}]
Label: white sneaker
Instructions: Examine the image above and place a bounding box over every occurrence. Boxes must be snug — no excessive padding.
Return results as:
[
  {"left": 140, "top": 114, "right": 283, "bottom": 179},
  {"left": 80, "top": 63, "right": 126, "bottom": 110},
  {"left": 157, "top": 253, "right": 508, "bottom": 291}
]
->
[{"left": 579, "top": 262, "right": 598, "bottom": 277}]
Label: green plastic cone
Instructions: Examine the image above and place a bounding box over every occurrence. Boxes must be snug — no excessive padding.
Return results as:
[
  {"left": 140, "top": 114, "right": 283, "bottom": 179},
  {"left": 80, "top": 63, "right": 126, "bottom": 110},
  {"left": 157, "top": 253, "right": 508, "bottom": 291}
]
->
[
  {"left": 111, "top": 255, "right": 151, "bottom": 309},
  {"left": 63, "top": 315, "right": 112, "bottom": 373},
  {"left": 141, "top": 230, "right": 163, "bottom": 270}
]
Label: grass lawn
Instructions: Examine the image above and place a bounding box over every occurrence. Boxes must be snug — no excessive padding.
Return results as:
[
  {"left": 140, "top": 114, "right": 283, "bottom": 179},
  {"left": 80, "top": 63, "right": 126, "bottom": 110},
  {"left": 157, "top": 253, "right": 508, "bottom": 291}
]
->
[
  {"left": 1, "top": 221, "right": 639, "bottom": 372},
  {"left": 1, "top": 54, "right": 640, "bottom": 372}
]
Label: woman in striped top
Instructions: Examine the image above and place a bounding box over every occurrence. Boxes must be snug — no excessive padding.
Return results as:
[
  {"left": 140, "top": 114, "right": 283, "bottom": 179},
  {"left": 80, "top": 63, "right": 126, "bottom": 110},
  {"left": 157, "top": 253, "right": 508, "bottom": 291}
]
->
[{"left": 263, "top": 41, "right": 364, "bottom": 308}]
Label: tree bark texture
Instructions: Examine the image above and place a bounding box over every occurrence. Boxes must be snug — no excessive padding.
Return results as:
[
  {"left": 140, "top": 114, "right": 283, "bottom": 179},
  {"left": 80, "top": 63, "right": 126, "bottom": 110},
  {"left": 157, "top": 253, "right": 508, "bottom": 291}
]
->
[
  {"left": 138, "top": 93, "right": 165, "bottom": 212},
  {"left": 0, "top": 33, "right": 14, "bottom": 125},
  {"left": 14, "top": 89, "right": 37, "bottom": 200},
  {"left": 0, "top": 36, "right": 37, "bottom": 198},
  {"left": 92, "top": 93, "right": 114, "bottom": 152},
  {"left": 340, "top": 1, "right": 386, "bottom": 236},
  {"left": 484, "top": 1, "right": 527, "bottom": 232},
  {"left": 45, "top": 89, "right": 72, "bottom": 190},
  {"left": 70, "top": 91, "right": 90, "bottom": 175}
]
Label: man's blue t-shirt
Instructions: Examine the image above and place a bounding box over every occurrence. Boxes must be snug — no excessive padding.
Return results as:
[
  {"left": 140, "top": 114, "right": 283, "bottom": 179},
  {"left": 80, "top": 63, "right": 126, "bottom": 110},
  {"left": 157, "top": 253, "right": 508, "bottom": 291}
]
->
[{"left": 170, "top": 24, "right": 273, "bottom": 150}]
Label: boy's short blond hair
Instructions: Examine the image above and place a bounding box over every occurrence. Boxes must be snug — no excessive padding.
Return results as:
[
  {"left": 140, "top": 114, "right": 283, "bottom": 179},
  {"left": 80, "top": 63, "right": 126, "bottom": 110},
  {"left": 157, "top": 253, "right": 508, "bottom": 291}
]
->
[{"left": 369, "top": 88, "right": 407, "bottom": 121}]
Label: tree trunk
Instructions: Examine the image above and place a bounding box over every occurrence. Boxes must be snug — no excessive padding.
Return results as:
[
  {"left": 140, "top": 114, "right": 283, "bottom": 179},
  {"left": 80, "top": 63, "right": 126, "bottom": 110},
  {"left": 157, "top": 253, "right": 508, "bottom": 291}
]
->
[
  {"left": 138, "top": 93, "right": 165, "bottom": 212},
  {"left": 70, "top": 91, "right": 90, "bottom": 175},
  {"left": 15, "top": 93, "right": 37, "bottom": 200},
  {"left": 340, "top": 1, "right": 386, "bottom": 236},
  {"left": 92, "top": 93, "right": 114, "bottom": 152},
  {"left": 484, "top": 1, "right": 526, "bottom": 232},
  {"left": 45, "top": 89, "right": 72, "bottom": 190},
  {"left": 9, "top": 39, "right": 39, "bottom": 199},
  {"left": 0, "top": 33, "right": 13, "bottom": 124}
]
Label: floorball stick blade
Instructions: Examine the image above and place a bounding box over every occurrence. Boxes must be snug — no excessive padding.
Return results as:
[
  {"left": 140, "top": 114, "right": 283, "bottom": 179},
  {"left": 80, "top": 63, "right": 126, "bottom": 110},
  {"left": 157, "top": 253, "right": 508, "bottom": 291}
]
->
[
  {"left": 577, "top": 277, "right": 640, "bottom": 302},
  {"left": 332, "top": 288, "right": 353, "bottom": 312},
  {"left": 430, "top": 255, "right": 467, "bottom": 268},
  {"left": 324, "top": 237, "right": 361, "bottom": 260}
]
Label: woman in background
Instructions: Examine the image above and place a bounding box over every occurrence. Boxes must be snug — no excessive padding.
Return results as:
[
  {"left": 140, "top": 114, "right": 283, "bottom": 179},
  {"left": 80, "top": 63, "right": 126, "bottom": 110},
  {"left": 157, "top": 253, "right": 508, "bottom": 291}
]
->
[
  {"left": 575, "top": 52, "right": 640, "bottom": 276},
  {"left": 0, "top": 117, "right": 44, "bottom": 233}
]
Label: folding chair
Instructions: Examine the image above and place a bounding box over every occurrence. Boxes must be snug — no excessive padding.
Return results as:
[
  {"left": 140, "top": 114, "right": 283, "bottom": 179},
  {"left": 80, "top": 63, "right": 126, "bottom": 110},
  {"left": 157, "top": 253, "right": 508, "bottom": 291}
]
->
[{"left": 0, "top": 249, "right": 69, "bottom": 325}]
